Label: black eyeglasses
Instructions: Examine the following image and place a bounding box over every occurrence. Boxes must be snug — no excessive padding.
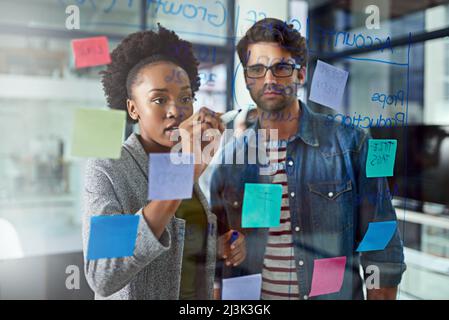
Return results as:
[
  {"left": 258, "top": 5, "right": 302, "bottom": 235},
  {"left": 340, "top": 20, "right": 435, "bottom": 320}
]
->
[{"left": 244, "top": 62, "right": 301, "bottom": 79}]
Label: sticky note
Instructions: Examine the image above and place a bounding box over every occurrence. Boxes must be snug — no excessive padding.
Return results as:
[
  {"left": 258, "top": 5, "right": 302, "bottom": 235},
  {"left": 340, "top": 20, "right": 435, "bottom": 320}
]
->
[
  {"left": 309, "top": 256, "right": 347, "bottom": 297},
  {"left": 222, "top": 274, "right": 262, "bottom": 300},
  {"left": 356, "top": 221, "right": 397, "bottom": 252},
  {"left": 366, "top": 139, "right": 397, "bottom": 178},
  {"left": 309, "top": 60, "right": 349, "bottom": 111},
  {"left": 87, "top": 215, "right": 139, "bottom": 260},
  {"left": 242, "top": 183, "right": 282, "bottom": 228},
  {"left": 71, "top": 108, "right": 126, "bottom": 159},
  {"left": 71, "top": 36, "right": 111, "bottom": 69},
  {"left": 148, "top": 153, "right": 195, "bottom": 200}
]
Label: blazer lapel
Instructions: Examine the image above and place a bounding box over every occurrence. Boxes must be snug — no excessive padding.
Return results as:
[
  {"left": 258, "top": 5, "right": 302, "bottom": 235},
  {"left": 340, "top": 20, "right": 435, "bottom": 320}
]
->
[{"left": 123, "top": 133, "right": 149, "bottom": 181}]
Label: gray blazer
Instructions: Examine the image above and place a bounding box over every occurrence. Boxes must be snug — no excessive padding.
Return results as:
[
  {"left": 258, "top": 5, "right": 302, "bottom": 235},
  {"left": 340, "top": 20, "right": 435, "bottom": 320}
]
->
[{"left": 82, "top": 133, "right": 217, "bottom": 300}]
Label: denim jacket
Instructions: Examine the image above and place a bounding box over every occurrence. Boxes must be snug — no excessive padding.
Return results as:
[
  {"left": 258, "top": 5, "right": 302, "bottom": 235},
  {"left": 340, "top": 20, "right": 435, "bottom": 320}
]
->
[{"left": 209, "top": 101, "right": 406, "bottom": 300}]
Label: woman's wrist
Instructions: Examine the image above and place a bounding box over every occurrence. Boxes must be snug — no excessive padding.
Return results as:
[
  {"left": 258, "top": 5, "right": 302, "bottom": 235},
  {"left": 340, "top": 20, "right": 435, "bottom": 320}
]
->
[{"left": 142, "top": 200, "right": 182, "bottom": 238}]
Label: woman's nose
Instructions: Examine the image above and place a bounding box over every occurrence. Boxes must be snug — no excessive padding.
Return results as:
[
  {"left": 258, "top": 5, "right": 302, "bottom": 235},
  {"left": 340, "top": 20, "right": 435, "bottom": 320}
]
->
[
  {"left": 166, "top": 101, "right": 180, "bottom": 119},
  {"left": 167, "top": 104, "right": 190, "bottom": 120}
]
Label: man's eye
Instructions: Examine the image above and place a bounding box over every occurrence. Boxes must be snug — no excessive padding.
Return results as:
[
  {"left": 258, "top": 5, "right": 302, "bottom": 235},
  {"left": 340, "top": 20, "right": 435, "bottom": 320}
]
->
[
  {"left": 276, "top": 64, "right": 291, "bottom": 71},
  {"left": 250, "top": 65, "right": 265, "bottom": 73}
]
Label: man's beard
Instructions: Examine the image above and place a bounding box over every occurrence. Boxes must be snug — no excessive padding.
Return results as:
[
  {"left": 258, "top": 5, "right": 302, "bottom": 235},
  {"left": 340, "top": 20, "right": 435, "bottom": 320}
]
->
[{"left": 250, "top": 83, "right": 296, "bottom": 113}]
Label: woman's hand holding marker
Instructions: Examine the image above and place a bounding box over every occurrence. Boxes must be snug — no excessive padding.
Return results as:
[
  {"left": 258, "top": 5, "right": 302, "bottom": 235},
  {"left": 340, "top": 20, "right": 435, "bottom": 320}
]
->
[{"left": 179, "top": 107, "right": 225, "bottom": 179}]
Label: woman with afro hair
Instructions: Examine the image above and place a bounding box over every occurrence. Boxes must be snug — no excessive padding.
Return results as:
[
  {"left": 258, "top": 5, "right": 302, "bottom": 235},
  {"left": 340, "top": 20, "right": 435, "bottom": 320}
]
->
[{"left": 82, "top": 24, "right": 246, "bottom": 300}]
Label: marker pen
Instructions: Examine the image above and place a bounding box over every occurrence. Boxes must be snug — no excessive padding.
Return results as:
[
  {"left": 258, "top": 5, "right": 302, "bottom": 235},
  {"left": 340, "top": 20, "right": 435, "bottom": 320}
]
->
[
  {"left": 220, "top": 109, "right": 242, "bottom": 124},
  {"left": 230, "top": 230, "right": 239, "bottom": 244}
]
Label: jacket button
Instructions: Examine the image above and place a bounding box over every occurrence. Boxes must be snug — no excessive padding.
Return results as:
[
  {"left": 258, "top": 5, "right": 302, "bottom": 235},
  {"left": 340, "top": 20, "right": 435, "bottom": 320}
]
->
[
  {"left": 290, "top": 192, "right": 295, "bottom": 198},
  {"left": 233, "top": 201, "right": 239, "bottom": 207},
  {"left": 295, "top": 226, "right": 300, "bottom": 232},
  {"left": 288, "top": 160, "right": 294, "bottom": 167},
  {"left": 328, "top": 192, "right": 334, "bottom": 198},
  {"left": 304, "top": 295, "right": 308, "bottom": 300},
  {"left": 299, "top": 260, "right": 304, "bottom": 266}
]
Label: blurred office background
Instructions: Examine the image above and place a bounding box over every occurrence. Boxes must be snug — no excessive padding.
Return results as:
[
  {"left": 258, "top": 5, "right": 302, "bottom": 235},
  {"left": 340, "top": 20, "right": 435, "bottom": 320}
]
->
[{"left": 0, "top": 0, "right": 448, "bottom": 299}]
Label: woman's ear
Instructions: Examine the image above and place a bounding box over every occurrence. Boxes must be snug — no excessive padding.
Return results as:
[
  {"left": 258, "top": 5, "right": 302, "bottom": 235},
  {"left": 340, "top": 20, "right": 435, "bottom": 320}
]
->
[{"left": 127, "top": 98, "right": 139, "bottom": 121}]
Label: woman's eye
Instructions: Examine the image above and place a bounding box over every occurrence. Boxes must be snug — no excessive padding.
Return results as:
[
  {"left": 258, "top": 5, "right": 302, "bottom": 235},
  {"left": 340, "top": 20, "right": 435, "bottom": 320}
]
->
[
  {"left": 152, "top": 97, "right": 167, "bottom": 105},
  {"left": 181, "top": 96, "right": 193, "bottom": 104}
]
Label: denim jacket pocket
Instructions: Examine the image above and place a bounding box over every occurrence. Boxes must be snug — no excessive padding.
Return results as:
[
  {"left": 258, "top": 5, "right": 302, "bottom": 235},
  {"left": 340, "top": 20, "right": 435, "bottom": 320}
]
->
[{"left": 307, "top": 180, "right": 354, "bottom": 234}]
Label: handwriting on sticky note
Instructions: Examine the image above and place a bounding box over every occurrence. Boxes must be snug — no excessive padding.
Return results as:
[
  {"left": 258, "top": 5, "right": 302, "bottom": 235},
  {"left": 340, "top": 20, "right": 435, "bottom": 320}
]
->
[
  {"left": 309, "top": 256, "right": 347, "bottom": 297},
  {"left": 87, "top": 215, "right": 139, "bottom": 260},
  {"left": 309, "top": 60, "right": 349, "bottom": 111},
  {"left": 222, "top": 274, "right": 262, "bottom": 300},
  {"left": 242, "top": 183, "right": 282, "bottom": 228},
  {"left": 70, "top": 108, "right": 126, "bottom": 159},
  {"left": 356, "top": 221, "right": 397, "bottom": 252},
  {"left": 366, "top": 139, "right": 397, "bottom": 177},
  {"left": 148, "top": 153, "right": 194, "bottom": 200},
  {"left": 71, "top": 36, "right": 111, "bottom": 69}
]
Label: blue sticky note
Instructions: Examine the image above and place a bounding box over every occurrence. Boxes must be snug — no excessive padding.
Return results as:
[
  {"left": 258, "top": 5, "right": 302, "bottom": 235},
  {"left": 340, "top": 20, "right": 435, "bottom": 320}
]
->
[
  {"left": 148, "top": 153, "right": 194, "bottom": 200},
  {"left": 309, "top": 60, "right": 349, "bottom": 112},
  {"left": 242, "top": 183, "right": 283, "bottom": 228},
  {"left": 356, "top": 221, "right": 397, "bottom": 252},
  {"left": 366, "top": 139, "right": 397, "bottom": 178},
  {"left": 222, "top": 274, "right": 262, "bottom": 300},
  {"left": 87, "top": 215, "right": 139, "bottom": 260}
]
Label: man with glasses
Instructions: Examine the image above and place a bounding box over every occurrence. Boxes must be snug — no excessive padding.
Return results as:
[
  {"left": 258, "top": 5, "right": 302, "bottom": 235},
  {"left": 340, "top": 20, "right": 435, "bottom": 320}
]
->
[{"left": 210, "top": 18, "right": 405, "bottom": 300}]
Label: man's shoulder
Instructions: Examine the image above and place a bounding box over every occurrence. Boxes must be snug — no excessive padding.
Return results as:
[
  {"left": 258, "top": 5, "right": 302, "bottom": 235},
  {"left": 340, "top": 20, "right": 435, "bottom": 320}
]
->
[{"left": 311, "top": 108, "right": 369, "bottom": 154}]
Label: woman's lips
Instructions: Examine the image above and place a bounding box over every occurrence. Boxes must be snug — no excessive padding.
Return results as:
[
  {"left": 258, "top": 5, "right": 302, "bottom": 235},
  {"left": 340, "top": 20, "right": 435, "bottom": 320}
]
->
[{"left": 164, "top": 127, "right": 180, "bottom": 138}]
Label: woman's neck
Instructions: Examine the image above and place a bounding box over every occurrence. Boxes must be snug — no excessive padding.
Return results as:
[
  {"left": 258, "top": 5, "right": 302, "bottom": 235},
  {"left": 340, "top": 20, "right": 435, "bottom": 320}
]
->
[{"left": 137, "top": 133, "right": 171, "bottom": 154}]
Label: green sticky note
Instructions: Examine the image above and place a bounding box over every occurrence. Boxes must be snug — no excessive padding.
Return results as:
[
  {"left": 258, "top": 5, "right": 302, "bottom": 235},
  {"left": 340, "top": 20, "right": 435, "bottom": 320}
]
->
[
  {"left": 242, "top": 183, "right": 283, "bottom": 228},
  {"left": 71, "top": 108, "right": 126, "bottom": 159},
  {"left": 366, "top": 139, "right": 397, "bottom": 178}
]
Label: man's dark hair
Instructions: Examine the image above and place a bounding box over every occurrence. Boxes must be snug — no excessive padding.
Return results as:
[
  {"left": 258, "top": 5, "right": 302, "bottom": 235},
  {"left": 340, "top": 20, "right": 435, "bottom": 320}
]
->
[
  {"left": 101, "top": 24, "right": 200, "bottom": 123},
  {"left": 236, "top": 18, "right": 308, "bottom": 68}
]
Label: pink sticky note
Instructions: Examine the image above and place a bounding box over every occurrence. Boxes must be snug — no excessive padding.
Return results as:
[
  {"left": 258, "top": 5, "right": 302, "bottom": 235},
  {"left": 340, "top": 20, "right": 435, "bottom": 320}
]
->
[
  {"left": 71, "top": 36, "right": 111, "bottom": 69},
  {"left": 309, "top": 256, "right": 347, "bottom": 297}
]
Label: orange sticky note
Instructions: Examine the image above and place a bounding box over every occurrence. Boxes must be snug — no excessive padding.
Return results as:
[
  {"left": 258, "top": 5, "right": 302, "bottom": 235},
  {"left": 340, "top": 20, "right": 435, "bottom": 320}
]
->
[{"left": 71, "top": 36, "right": 111, "bottom": 69}]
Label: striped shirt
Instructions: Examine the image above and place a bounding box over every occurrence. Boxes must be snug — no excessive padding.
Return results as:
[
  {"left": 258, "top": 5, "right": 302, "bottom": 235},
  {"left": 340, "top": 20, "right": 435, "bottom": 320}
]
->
[{"left": 260, "top": 140, "right": 299, "bottom": 300}]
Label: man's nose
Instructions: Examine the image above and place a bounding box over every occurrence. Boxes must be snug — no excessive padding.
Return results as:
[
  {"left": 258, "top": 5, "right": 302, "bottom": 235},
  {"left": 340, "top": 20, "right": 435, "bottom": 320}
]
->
[{"left": 264, "top": 68, "right": 277, "bottom": 84}]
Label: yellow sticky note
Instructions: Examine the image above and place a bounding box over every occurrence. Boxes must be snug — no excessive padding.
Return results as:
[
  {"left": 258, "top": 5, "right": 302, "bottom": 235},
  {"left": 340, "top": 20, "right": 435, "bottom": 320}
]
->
[{"left": 71, "top": 108, "right": 126, "bottom": 159}]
